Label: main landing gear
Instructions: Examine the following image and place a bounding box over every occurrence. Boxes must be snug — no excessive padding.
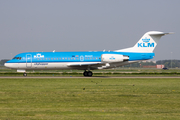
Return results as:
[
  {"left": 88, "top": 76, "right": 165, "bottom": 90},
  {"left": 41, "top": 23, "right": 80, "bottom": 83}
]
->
[{"left": 83, "top": 71, "right": 93, "bottom": 77}]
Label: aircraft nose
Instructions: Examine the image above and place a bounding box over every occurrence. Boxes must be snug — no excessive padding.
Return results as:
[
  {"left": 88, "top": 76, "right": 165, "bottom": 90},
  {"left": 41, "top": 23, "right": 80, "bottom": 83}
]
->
[
  {"left": 4, "top": 63, "right": 8, "bottom": 67},
  {"left": 4, "top": 63, "right": 10, "bottom": 68},
  {"left": 4, "top": 62, "right": 18, "bottom": 69}
]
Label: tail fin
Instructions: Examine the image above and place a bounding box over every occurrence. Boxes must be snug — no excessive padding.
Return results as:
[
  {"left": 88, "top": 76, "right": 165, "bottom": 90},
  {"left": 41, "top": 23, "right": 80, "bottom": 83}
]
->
[{"left": 116, "top": 31, "right": 173, "bottom": 53}]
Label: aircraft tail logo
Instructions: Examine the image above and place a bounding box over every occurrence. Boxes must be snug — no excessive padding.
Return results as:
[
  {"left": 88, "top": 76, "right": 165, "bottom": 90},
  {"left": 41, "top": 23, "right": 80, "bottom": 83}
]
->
[{"left": 137, "top": 37, "right": 154, "bottom": 48}]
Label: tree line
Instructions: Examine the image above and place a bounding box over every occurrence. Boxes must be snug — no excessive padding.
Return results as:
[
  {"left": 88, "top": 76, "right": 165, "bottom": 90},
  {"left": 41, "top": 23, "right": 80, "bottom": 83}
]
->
[
  {"left": 121, "top": 60, "right": 180, "bottom": 68},
  {"left": 0, "top": 59, "right": 9, "bottom": 66},
  {"left": 156, "top": 60, "right": 180, "bottom": 68}
]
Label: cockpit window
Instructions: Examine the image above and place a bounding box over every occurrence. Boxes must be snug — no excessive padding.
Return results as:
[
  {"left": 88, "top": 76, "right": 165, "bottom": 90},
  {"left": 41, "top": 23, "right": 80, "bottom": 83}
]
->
[{"left": 12, "top": 57, "right": 22, "bottom": 60}]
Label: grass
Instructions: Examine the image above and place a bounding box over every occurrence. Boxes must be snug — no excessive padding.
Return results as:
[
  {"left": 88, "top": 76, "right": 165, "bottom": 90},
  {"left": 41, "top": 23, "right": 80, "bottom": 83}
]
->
[
  {"left": 1, "top": 66, "right": 180, "bottom": 77},
  {"left": 0, "top": 78, "right": 180, "bottom": 119}
]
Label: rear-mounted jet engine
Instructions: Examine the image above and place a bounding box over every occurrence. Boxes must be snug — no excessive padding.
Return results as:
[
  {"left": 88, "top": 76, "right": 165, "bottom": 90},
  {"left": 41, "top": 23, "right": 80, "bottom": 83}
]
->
[{"left": 101, "top": 54, "right": 129, "bottom": 63}]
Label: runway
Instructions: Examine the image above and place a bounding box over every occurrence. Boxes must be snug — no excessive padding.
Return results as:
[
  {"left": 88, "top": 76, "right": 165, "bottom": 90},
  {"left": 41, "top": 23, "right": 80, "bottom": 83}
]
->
[{"left": 1, "top": 76, "right": 180, "bottom": 78}]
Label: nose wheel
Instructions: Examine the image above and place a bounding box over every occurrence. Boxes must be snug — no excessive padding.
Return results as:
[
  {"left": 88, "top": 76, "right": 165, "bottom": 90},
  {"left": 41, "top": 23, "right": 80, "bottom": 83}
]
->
[
  {"left": 23, "top": 73, "right": 27, "bottom": 77},
  {"left": 83, "top": 71, "right": 93, "bottom": 77}
]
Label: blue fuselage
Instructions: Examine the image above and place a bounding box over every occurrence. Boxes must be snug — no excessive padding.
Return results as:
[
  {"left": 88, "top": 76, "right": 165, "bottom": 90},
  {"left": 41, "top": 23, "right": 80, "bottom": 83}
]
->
[{"left": 6, "top": 51, "right": 154, "bottom": 63}]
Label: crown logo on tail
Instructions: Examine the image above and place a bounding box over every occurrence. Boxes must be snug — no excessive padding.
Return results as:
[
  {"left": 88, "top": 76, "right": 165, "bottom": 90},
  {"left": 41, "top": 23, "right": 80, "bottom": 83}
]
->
[{"left": 142, "top": 37, "right": 150, "bottom": 43}]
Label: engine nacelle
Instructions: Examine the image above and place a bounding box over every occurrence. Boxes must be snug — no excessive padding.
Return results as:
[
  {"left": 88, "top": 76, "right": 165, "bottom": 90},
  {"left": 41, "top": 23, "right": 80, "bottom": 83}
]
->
[{"left": 101, "top": 54, "right": 129, "bottom": 63}]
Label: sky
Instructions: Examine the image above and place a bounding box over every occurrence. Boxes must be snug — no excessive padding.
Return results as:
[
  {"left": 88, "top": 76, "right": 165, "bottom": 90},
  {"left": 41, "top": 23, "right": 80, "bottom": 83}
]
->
[{"left": 0, "top": 0, "right": 179, "bottom": 61}]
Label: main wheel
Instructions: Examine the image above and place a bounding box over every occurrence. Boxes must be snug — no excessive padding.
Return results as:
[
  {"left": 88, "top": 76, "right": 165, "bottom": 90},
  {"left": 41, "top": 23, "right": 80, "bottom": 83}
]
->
[
  {"left": 87, "top": 71, "right": 93, "bottom": 77},
  {"left": 83, "top": 71, "right": 88, "bottom": 76},
  {"left": 23, "top": 73, "right": 27, "bottom": 77}
]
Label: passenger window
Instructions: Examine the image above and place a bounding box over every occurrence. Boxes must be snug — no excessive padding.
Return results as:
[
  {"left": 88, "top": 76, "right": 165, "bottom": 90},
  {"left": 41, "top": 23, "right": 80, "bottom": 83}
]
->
[
  {"left": 46, "top": 58, "right": 47, "bottom": 60},
  {"left": 62, "top": 58, "right": 64, "bottom": 60},
  {"left": 57, "top": 58, "right": 58, "bottom": 60},
  {"left": 38, "top": 58, "right": 39, "bottom": 60},
  {"left": 51, "top": 58, "right": 53, "bottom": 60},
  {"left": 49, "top": 58, "right": 50, "bottom": 60},
  {"left": 77, "top": 58, "right": 79, "bottom": 60},
  {"left": 60, "top": 58, "right": 61, "bottom": 60},
  {"left": 54, "top": 58, "right": 56, "bottom": 60},
  {"left": 40, "top": 58, "right": 42, "bottom": 60},
  {"left": 68, "top": 58, "right": 70, "bottom": 60},
  {"left": 65, "top": 58, "right": 67, "bottom": 60},
  {"left": 74, "top": 58, "right": 76, "bottom": 60}
]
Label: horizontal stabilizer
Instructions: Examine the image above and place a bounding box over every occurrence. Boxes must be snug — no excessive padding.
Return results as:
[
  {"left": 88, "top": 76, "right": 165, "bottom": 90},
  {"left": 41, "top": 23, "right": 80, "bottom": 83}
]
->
[{"left": 148, "top": 32, "right": 174, "bottom": 36}]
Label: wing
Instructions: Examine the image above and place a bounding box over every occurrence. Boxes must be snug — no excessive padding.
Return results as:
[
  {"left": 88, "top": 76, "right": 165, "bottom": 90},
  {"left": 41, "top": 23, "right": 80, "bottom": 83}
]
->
[{"left": 67, "top": 62, "right": 105, "bottom": 70}]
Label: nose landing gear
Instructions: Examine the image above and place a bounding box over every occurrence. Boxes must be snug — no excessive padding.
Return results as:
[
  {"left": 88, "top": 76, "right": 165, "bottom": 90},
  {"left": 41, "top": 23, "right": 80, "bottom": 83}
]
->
[
  {"left": 23, "top": 73, "right": 27, "bottom": 77},
  {"left": 83, "top": 71, "right": 93, "bottom": 77}
]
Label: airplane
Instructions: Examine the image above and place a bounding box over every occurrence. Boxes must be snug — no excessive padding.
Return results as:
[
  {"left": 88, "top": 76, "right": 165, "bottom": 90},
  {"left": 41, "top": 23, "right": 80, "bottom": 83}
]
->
[{"left": 4, "top": 31, "right": 172, "bottom": 77}]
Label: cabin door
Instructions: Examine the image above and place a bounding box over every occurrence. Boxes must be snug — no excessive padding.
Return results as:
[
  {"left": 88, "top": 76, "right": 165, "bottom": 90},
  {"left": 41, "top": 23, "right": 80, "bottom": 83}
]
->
[{"left": 26, "top": 54, "right": 32, "bottom": 68}]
